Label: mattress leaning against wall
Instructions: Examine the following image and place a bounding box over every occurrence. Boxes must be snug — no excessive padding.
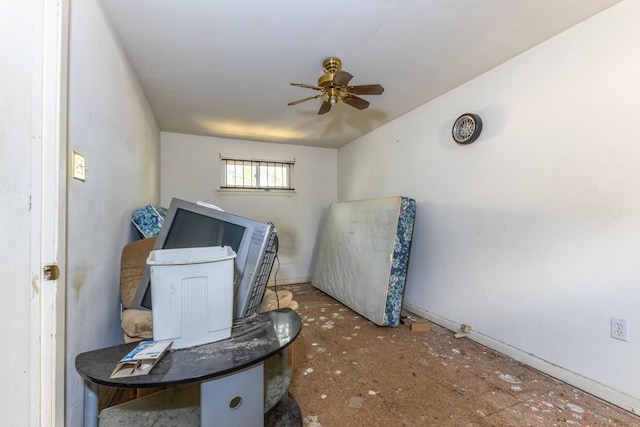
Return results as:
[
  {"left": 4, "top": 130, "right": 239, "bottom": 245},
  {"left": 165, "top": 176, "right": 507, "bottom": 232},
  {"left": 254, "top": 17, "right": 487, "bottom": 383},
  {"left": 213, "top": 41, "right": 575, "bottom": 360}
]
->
[{"left": 313, "top": 196, "right": 416, "bottom": 326}]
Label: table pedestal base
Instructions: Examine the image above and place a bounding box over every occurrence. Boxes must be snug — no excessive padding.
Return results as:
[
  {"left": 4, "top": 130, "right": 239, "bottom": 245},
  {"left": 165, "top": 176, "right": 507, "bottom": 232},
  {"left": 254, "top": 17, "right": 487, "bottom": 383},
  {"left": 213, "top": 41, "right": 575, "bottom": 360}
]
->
[{"left": 201, "top": 363, "right": 264, "bottom": 426}]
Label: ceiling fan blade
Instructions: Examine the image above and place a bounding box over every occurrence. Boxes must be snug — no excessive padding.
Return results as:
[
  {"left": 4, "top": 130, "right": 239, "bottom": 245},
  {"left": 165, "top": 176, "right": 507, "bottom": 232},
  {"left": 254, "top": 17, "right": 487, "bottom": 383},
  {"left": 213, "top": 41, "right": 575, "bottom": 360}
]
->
[
  {"left": 318, "top": 101, "right": 332, "bottom": 115},
  {"left": 342, "top": 95, "right": 370, "bottom": 110},
  {"left": 290, "top": 82, "right": 323, "bottom": 91},
  {"left": 348, "top": 84, "right": 384, "bottom": 95},
  {"left": 333, "top": 71, "right": 353, "bottom": 86},
  {"left": 287, "top": 93, "right": 324, "bottom": 106}
]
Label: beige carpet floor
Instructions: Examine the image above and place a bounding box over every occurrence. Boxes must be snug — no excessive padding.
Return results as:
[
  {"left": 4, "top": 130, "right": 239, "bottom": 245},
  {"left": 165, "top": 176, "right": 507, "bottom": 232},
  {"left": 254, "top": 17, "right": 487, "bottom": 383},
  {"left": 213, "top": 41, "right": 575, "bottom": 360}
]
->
[{"left": 284, "top": 283, "right": 640, "bottom": 427}]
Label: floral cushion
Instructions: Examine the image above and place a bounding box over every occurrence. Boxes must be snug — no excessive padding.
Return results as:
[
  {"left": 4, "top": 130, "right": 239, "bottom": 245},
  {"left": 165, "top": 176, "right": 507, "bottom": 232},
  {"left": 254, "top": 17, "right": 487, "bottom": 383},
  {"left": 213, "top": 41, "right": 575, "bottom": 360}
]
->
[
  {"left": 131, "top": 204, "right": 168, "bottom": 238},
  {"left": 384, "top": 196, "right": 416, "bottom": 326}
]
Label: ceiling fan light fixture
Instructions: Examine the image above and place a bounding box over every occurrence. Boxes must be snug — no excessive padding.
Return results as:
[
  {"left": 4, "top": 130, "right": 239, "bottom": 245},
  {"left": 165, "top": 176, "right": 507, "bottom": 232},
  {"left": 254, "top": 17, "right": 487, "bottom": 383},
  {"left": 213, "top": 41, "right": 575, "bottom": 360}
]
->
[{"left": 328, "top": 88, "right": 339, "bottom": 105}]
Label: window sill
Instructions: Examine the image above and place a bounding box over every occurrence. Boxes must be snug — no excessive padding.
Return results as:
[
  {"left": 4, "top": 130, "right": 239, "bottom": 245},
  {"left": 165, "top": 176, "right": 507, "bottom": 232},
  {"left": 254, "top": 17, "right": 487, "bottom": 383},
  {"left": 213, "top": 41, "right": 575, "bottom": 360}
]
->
[{"left": 217, "top": 188, "right": 297, "bottom": 196}]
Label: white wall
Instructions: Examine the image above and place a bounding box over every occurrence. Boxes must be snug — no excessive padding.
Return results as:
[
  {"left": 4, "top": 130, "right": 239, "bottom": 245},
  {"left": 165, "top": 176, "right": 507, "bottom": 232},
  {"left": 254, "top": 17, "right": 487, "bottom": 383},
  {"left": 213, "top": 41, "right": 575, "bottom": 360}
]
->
[
  {"left": 0, "top": 3, "right": 39, "bottom": 425},
  {"left": 65, "top": 0, "right": 160, "bottom": 424},
  {"left": 338, "top": 0, "right": 640, "bottom": 413},
  {"left": 161, "top": 132, "right": 337, "bottom": 284}
]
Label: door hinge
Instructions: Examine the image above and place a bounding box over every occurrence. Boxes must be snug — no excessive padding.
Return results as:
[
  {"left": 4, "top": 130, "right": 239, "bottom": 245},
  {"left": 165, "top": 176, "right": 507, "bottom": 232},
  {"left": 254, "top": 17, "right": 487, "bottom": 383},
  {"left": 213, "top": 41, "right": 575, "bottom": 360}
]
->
[{"left": 43, "top": 264, "right": 60, "bottom": 281}]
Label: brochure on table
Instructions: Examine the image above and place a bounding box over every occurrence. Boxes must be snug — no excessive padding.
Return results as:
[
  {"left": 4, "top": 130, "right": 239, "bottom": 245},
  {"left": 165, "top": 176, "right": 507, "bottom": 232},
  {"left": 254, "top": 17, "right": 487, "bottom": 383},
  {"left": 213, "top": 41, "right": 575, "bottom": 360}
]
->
[{"left": 110, "top": 340, "right": 172, "bottom": 378}]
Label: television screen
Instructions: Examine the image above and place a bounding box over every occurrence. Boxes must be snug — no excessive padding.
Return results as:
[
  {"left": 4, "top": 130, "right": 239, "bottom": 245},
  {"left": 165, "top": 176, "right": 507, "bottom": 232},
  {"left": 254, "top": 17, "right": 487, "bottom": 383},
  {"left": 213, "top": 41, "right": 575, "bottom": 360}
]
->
[
  {"left": 130, "top": 198, "right": 278, "bottom": 319},
  {"left": 164, "top": 209, "right": 245, "bottom": 251}
]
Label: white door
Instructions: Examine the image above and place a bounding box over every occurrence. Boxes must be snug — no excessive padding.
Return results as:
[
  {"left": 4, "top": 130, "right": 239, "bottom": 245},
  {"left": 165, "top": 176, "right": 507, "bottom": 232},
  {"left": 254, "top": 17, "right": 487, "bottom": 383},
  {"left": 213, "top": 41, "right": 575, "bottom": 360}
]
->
[{"left": 1, "top": 1, "right": 69, "bottom": 426}]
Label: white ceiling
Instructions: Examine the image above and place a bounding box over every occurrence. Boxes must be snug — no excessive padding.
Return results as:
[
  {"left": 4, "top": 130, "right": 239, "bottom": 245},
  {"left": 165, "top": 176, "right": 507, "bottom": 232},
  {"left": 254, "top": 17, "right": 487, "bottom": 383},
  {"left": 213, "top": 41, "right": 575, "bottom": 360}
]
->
[{"left": 99, "top": 0, "right": 621, "bottom": 149}]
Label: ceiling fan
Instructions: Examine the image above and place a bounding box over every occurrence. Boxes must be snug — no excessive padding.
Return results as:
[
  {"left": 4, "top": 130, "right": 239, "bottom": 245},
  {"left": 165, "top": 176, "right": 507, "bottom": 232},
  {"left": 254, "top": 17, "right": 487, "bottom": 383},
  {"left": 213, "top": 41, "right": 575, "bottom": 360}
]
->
[{"left": 288, "top": 57, "right": 384, "bottom": 115}]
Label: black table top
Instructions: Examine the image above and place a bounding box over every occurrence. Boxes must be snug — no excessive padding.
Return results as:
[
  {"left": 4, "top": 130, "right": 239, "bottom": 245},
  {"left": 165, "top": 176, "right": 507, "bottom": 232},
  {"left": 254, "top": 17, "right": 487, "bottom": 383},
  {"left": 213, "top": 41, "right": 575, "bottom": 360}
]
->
[{"left": 75, "top": 308, "right": 301, "bottom": 388}]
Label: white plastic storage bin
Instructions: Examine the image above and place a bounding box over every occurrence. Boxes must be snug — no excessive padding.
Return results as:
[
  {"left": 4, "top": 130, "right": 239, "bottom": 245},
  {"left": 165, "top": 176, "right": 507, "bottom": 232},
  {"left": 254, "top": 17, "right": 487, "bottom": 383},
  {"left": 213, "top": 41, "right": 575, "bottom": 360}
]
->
[{"left": 147, "top": 246, "right": 236, "bottom": 349}]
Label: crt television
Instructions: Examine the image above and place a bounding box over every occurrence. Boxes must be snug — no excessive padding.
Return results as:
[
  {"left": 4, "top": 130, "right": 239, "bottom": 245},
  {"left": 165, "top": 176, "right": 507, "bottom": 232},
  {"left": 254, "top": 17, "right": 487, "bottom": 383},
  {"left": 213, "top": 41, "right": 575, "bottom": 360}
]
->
[{"left": 129, "top": 197, "right": 278, "bottom": 319}]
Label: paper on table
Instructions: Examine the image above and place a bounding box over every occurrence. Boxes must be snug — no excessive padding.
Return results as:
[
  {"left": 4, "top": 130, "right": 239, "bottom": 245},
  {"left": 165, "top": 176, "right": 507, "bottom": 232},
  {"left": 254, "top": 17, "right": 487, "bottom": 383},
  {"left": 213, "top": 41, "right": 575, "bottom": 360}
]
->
[{"left": 110, "top": 340, "right": 172, "bottom": 378}]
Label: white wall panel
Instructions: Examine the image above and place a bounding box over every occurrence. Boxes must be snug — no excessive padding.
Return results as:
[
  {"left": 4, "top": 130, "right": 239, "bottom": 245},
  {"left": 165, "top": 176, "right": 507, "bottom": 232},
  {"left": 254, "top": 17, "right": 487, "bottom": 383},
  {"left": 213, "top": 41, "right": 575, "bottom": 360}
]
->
[
  {"left": 338, "top": 0, "right": 640, "bottom": 412},
  {"left": 0, "top": 3, "right": 38, "bottom": 425},
  {"left": 161, "top": 132, "right": 337, "bottom": 285},
  {"left": 65, "top": 0, "right": 160, "bottom": 423}
]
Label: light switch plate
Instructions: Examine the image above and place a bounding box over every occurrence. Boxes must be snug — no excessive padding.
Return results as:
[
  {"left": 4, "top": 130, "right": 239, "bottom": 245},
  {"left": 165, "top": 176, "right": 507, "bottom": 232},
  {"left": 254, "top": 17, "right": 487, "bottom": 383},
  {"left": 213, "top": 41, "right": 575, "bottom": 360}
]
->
[{"left": 72, "top": 151, "right": 86, "bottom": 181}]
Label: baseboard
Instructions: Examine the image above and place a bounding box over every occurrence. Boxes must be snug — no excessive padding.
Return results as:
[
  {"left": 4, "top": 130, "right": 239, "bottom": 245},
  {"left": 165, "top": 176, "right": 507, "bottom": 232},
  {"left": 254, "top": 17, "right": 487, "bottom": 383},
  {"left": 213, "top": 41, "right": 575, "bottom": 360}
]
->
[
  {"left": 403, "top": 302, "right": 640, "bottom": 415},
  {"left": 268, "top": 277, "right": 312, "bottom": 287}
]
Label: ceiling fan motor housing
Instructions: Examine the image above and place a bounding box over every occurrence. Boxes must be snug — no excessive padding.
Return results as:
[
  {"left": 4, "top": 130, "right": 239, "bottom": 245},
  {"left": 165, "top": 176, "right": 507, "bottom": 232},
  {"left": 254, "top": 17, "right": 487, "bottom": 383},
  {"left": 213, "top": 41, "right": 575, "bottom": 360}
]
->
[{"left": 318, "top": 58, "right": 342, "bottom": 87}]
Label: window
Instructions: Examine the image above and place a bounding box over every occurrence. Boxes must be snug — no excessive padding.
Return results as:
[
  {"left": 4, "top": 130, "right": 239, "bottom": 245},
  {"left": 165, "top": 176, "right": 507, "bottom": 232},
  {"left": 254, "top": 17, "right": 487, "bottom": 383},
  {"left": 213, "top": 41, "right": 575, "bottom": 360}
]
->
[{"left": 221, "top": 157, "right": 294, "bottom": 191}]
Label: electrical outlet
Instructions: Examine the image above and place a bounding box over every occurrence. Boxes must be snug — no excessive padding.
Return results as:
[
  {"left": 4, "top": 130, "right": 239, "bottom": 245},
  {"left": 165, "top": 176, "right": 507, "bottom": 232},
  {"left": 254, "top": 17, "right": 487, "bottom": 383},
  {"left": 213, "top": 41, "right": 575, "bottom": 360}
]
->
[{"left": 611, "top": 318, "right": 628, "bottom": 342}]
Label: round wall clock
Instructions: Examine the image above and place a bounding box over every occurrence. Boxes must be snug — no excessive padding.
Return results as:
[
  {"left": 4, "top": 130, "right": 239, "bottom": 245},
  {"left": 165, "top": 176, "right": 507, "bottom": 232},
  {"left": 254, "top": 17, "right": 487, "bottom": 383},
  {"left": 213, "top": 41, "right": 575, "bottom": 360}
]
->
[{"left": 452, "top": 113, "right": 482, "bottom": 145}]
